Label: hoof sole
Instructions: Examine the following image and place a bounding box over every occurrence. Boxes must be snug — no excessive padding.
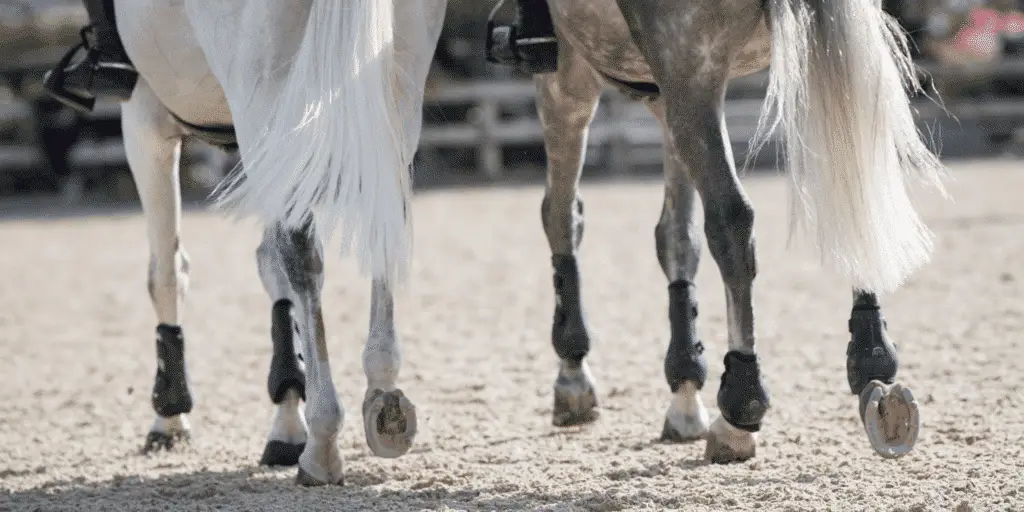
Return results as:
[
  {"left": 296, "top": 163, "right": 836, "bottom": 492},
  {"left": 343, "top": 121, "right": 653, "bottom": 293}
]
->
[
  {"left": 363, "top": 389, "right": 417, "bottom": 459},
  {"left": 860, "top": 380, "right": 921, "bottom": 459}
]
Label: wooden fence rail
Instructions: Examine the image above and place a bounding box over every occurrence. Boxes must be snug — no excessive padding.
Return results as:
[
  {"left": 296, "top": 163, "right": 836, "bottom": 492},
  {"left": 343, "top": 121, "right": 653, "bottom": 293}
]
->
[
  {"left": 4, "top": 58, "right": 1024, "bottom": 201},
  {"left": 417, "top": 59, "right": 1024, "bottom": 177}
]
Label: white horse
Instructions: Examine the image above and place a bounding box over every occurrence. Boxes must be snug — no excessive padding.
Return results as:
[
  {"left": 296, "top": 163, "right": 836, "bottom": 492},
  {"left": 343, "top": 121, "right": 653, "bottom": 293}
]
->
[{"left": 115, "top": 0, "right": 446, "bottom": 485}]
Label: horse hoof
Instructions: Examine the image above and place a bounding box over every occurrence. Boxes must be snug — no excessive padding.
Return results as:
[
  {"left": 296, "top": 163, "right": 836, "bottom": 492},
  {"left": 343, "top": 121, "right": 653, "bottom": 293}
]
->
[
  {"left": 660, "top": 413, "right": 709, "bottom": 443},
  {"left": 552, "top": 360, "right": 599, "bottom": 427},
  {"left": 704, "top": 416, "right": 756, "bottom": 464},
  {"left": 660, "top": 383, "right": 709, "bottom": 443},
  {"left": 260, "top": 441, "right": 305, "bottom": 467},
  {"left": 295, "top": 466, "right": 343, "bottom": 487},
  {"left": 295, "top": 439, "right": 343, "bottom": 486},
  {"left": 859, "top": 380, "right": 920, "bottom": 459},
  {"left": 363, "top": 389, "right": 417, "bottom": 459},
  {"left": 142, "top": 429, "right": 190, "bottom": 453}
]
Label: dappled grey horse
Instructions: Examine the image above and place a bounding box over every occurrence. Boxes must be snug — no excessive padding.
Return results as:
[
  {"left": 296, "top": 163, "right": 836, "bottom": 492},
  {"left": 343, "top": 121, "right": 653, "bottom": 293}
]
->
[
  {"left": 533, "top": 0, "right": 944, "bottom": 461},
  {"left": 113, "top": 0, "right": 446, "bottom": 485}
]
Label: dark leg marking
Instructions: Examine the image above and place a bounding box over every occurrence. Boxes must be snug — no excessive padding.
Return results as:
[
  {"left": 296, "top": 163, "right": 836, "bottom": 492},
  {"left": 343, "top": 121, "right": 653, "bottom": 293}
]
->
[{"left": 279, "top": 222, "right": 324, "bottom": 322}]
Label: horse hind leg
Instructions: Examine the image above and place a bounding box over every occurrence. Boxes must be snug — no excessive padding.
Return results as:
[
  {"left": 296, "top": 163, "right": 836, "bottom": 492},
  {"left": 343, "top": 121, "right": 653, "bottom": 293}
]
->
[
  {"left": 688, "top": 104, "right": 769, "bottom": 464},
  {"left": 361, "top": 278, "right": 417, "bottom": 458},
  {"left": 121, "top": 80, "right": 194, "bottom": 452},
  {"left": 357, "top": 0, "right": 444, "bottom": 455},
  {"left": 848, "top": 290, "right": 920, "bottom": 459},
  {"left": 268, "top": 222, "right": 344, "bottom": 486},
  {"left": 648, "top": 99, "right": 710, "bottom": 443},
  {"left": 256, "top": 225, "right": 308, "bottom": 467},
  {"left": 535, "top": 43, "right": 603, "bottom": 427},
  {"left": 615, "top": 2, "right": 770, "bottom": 464},
  {"left": 687, "top": 102, "right": 769, "bottom": 463}
]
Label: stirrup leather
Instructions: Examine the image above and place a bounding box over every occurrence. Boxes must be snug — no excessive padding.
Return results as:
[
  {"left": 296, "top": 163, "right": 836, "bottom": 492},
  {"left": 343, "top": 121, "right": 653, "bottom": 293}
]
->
[
  {"left": 43, "top": 25, "right": 138, "bottom": 113},
  {"left": 486, "top": 0, "right": 559, "bottom": 74}
]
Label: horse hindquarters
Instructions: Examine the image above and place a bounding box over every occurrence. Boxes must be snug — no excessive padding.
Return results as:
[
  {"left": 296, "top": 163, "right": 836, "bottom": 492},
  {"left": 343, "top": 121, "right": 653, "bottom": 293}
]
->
[{"left": 198, "top": 0, "right": 414, "bottom": 289}]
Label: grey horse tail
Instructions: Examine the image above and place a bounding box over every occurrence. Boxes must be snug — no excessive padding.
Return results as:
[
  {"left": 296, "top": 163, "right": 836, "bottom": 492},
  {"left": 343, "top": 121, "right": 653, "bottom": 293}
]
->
[{"left": 750, "top": 0, "right": 947, "bottom": 294}]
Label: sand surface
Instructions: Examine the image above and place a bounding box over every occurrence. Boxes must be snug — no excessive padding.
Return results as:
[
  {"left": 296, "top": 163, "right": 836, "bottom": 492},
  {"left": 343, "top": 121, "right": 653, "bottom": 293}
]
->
[{"left": 1, "top": 160, "right": 1022, "bottom": 511}]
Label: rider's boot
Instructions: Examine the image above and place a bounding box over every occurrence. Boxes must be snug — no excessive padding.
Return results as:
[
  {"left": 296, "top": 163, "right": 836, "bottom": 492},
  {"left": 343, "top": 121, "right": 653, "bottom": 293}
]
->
[
  {"left": 486, "top": 0, "right": 559, "bottom": 74},
  {"left": 43, "top": 0, "right": 139, "bottom": 113}
]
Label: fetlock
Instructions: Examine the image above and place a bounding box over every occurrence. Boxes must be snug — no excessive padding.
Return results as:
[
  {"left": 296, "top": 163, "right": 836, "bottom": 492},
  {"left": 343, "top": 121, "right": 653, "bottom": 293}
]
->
[
  {"left": 717, "top": 351, "right": 769, "bottom": 433},
  {"left": 551, "top": 255, "right": 590, "bottom": 361},
  {"left": 846, "top": 306, "right": 898, "bottom": 396},
  {"left": 152, "top": 324, "right": 194, "bottom": 417},
  {"left": 268, "top": 300, "right": 306, "bottom": 404}
]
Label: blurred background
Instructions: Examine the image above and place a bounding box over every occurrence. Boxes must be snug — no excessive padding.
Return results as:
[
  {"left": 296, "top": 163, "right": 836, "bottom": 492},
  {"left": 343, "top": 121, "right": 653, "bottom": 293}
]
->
[{"left": 2, "top": 0, "right": 1024, "bottom": 208}]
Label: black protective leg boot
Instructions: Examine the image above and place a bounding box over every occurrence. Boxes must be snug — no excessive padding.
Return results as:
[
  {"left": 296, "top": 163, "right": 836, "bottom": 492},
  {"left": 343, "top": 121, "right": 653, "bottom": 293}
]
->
[
  {"left": 43, "top": 0, "right": 139, "bottom": 113},
  {"left": 486, "top": 0, "right": 559, "bottom": 74}
]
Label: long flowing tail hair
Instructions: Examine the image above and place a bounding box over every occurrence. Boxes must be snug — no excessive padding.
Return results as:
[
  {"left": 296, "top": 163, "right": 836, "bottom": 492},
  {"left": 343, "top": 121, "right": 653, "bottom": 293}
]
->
[
  {"left": 751, "top": 0, "right": 947, "bottom": 293},
  {"left": 215, "top": 0, "right": 413, "bottom": 286}
]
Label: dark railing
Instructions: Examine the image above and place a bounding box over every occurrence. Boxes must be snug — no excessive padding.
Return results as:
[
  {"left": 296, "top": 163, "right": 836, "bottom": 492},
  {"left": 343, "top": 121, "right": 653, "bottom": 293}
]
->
[{"left": 3, "top": 57, "right": 1024, "bottom": 202}]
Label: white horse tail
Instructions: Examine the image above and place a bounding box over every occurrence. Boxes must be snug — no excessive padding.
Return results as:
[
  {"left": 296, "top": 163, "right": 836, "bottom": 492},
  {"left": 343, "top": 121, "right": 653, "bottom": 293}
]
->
[
  {"left": 215, "top": 0, "right": 412, "bottom": 286},
  {"left": 751, "top": 0, "right": 947, "bottom": 293}
]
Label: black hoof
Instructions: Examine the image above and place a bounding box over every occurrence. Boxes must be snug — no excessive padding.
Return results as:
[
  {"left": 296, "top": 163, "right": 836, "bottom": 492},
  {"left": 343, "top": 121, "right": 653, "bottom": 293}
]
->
[
  {"left": 260, "top": 441, "right": 305, "bottom": 467},
  {"left": 143, "top": 430, "right": 190, "bottom": 453}
]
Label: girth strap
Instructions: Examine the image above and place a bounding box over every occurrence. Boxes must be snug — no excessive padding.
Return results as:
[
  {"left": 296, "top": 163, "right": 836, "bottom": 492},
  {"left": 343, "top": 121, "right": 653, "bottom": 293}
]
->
[{"left": 170, "top": 112, "right": 238, "bottom": 151}]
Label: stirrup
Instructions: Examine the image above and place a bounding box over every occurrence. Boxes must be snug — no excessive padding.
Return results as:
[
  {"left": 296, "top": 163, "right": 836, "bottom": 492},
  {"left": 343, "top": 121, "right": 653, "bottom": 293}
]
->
[
  {"left": 43, "top": 26, "right": 98, "bottom": 113},
  {"left": 43, "top": 25, "right": 138, "bottom": 113},
  {"left": 486, "top": 0, "right": 559, "bottom": 74}
]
